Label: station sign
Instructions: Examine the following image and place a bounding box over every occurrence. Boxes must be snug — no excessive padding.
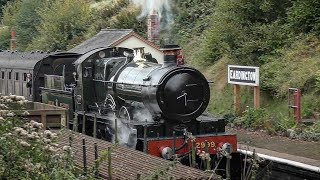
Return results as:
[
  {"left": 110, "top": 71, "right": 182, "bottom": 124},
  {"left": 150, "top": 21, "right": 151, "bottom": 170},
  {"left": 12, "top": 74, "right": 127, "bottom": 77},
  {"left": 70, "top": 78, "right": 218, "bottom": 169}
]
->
[{"left": 228, "top": 65, "right": 259, "bottom": 86}]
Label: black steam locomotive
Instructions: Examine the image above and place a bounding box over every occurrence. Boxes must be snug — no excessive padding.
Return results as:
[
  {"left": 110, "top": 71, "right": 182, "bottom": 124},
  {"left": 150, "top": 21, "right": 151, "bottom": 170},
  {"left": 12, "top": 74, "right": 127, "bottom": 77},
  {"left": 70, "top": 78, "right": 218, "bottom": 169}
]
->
[{"left": 0, "top": 44, "right": 238, "bottom": 176}]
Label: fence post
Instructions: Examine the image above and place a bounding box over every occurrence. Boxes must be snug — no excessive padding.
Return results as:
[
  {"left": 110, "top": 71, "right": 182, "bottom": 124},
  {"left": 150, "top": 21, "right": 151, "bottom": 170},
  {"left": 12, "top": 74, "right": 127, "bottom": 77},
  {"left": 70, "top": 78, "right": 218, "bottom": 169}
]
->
[
  {"left": 94, "top": 143, "right": 99, "bottom": 178},
  {"left": 205, "top": 140, "right": 211, "bottom": 170},
  {"left": 73, "top": 113, "right": 78, "bottom": 132},
  {"left": 93, "top": 113, "right": 97, "bottom": 138},
  {"left": 143, "top": 125, "right": 148, "bottom": 153},
  {"left": 172, "top": 131, "right": 176, "bottom": 160},
  {"left": 82, "top": 138, "right": 87, "bottom": 174},
  {"left": 108, "top": 147, "right": 112, "bottom": 179},
  {"left": 82, "top": 112, "right": 86, "bottom": 134},
  {"left": 115, "top": 119, "right": 118, "bottom": 144},
  {"left": 191, "top": 139, "right": 196, "bottom": 168}
]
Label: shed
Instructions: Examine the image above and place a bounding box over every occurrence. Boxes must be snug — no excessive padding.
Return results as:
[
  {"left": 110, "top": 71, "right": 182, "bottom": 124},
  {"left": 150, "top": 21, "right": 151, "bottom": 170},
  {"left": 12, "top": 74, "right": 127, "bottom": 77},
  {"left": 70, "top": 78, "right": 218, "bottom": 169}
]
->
[{"left": 68, "top": 29, "right": 164, "bottom": 64}]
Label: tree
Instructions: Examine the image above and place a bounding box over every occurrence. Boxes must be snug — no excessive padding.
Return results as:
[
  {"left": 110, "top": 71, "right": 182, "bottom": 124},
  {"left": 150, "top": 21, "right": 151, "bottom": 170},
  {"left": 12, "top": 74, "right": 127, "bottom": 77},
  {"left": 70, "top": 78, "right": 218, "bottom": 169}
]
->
[
  {"left": 0, "top": 0, "right": 10, "bottom": 17},
  {"left": 28, "top": 0, "right": 91, "bottom": 51},
  {"left": 0, "top": 26, "right": 10, "bottom": 50},
  {"left": 288, "top": 0, "right": 320, "bottom": 34},
  {"left": 86, "top": 0, "right": 147, "bottom": 40},
  {"left": 15, "top": 0, "right": 44, "bottom": 51},
  {"left": 201, "top": 0, "right": 292, "bottom": 65}
]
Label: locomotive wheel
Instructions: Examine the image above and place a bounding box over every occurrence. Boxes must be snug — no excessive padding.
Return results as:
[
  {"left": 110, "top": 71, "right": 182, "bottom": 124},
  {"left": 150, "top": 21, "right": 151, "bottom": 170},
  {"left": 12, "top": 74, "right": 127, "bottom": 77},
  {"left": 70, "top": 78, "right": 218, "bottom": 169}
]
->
[
  {"left": 118, "top": 106, "right": 131, "bottom": 124},
  {"left": 104, "top": 94, "right": 116, "bottom": 111}
]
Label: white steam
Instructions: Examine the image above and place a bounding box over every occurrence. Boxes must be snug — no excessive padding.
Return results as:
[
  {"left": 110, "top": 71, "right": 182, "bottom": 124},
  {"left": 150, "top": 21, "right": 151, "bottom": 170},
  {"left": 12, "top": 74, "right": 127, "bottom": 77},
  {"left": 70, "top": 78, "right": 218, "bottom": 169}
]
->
[
  {"left": 107, "top": 104, "right": 154, "bottom": 148},
  {"left": 131, "top": 0, "right": 174, "bottom": 29}
]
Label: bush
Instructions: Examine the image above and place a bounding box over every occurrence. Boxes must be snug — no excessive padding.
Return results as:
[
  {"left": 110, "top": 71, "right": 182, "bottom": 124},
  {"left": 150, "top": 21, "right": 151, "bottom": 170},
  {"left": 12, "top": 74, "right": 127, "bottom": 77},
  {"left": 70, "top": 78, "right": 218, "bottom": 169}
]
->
[{"left": 0, "top": 95, "right": 95, "bottom": 179}]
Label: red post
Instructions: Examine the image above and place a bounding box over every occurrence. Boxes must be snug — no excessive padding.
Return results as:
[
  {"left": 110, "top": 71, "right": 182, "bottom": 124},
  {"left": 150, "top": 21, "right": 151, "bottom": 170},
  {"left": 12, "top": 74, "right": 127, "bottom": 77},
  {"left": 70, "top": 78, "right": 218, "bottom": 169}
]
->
[
  {"left": 293, "top": 89, "right": 302, "bottom": 124},
  {"left": 289, "top": 88, "right": 301, "bottom": 124}
]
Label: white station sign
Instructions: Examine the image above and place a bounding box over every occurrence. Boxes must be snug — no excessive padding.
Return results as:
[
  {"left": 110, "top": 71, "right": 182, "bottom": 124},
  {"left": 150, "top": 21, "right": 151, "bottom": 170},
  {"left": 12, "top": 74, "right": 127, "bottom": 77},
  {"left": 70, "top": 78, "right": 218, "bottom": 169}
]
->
[{"left": 228, "top": 65, "right": 259, "bottom": 86}]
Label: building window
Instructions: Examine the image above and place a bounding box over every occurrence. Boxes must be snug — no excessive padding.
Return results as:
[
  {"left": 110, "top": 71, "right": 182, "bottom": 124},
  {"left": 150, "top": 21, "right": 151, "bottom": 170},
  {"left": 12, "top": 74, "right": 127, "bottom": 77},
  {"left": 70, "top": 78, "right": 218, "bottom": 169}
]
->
[
  {"left": 8, "top": 72, "right": 12, "bottom": 80},
  {"left": 15, "top": 72, "right": 19, "bottom": 81},
  {"left": 1, "top": 72, "right": 4, "bottom": 79}
]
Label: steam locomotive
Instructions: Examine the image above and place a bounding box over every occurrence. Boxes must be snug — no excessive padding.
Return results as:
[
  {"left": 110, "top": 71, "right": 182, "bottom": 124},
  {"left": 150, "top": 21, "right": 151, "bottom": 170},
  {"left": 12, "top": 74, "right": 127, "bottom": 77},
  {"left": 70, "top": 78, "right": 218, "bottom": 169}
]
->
[{"left": 0, "top": 45, "right": 238, "bottom": 176}]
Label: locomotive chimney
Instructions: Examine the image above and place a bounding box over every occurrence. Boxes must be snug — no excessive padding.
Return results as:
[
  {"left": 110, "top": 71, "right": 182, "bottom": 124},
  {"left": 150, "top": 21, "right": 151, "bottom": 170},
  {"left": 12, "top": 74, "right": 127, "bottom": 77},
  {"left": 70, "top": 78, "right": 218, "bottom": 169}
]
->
[
  {"left": 160, "top": 44, "right": 183, "bottom": 66},
  {"left": 148, "top": 9, "right": 160, "bottom": 45},
  {"left": 10, "top": 30, "right": 17, "bottom": 51}
]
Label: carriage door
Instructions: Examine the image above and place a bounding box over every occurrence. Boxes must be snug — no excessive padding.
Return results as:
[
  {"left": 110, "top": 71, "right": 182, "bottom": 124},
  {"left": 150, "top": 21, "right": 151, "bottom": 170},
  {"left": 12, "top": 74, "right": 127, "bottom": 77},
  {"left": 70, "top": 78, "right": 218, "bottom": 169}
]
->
[
  {"left": 22, "top": 72, "right": 28, "bottom": 97},
  {"left": 7, "top": 70, "right": 13, "bottom": 95},
  {"left": 14, "top": 71, "right": 20, "bottom": 95},
  {"left": 0, "top": 70, "right": 5, "bottom": 95}
]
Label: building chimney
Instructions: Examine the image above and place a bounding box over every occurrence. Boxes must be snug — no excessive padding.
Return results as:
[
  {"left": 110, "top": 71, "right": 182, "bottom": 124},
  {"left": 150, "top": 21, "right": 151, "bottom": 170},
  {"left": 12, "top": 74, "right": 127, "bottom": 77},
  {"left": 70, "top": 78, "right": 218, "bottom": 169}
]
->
[
  {"left": 148, "top": 10, "right": 160, "bottom": 45},
  {"left": 10, "top": 30, "right": 17, "bottom": 50}
]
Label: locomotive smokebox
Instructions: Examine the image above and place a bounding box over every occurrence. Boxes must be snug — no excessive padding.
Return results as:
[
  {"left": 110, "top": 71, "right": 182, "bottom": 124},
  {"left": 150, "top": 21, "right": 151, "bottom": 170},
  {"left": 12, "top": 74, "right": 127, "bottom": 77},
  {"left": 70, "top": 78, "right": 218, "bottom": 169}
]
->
[{"left": 160, "top": 44, "right": 181, "bottom": 66}]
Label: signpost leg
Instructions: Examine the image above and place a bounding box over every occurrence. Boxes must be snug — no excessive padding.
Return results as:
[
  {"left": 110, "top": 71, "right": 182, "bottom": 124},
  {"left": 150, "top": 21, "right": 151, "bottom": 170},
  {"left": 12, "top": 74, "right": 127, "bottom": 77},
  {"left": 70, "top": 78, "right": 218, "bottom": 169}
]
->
[
  {"left": 234, "top": 85, "right": 241, "bottom": 115},
  {"left": 254, "top": 86, "right": 260, "bottom": 109}
]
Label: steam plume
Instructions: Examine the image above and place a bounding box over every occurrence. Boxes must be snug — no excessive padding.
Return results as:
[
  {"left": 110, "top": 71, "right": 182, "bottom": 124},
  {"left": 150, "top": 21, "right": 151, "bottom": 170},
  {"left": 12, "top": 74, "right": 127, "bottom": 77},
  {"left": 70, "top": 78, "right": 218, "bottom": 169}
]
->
[{"left": 131, "top": 0, "right": 174, "bottom": 29}]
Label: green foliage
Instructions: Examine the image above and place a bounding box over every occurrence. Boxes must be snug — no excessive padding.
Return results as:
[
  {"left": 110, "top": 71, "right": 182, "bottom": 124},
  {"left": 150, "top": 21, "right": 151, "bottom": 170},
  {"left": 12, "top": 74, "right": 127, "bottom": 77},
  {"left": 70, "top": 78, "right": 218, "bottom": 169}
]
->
[
  {"left": 172, "top": 0, "right": 216, "bottom": 43},
  {"left": 260, "top": 34, "right": 320, "bottom": 98},
  {"left": 275, "top": 116, "right": 297, "bottom": 132},
  {"left": 299, "top": 121, "right": 320, "bottom": 141},
  {"left": 288, "top": 0, "right": 320, "bottom": 34},
  {"left": 1, "top": 0, "right": 22, "bottom": 27},
  {"left": 234, "top": 107, "right": 268, "bottom": 129},
  {"left": 28, "top": 0, "right": 92, "bottom": 51},
  {"left": 0, "top": 26, "right": 10, "bottom": 50},
  {"left": 301, "top": 93, "right": 320, "bottom": 118},
  {"left": 88, "top": 0, "right": 146, "bottom": 38},
  {"left": 0, "top": 0, "right": 9, "bottom": 17},
  {"left": 15, "top": 0, "right": 44, "bottom": 51},
  {"left": 201, "top": 0, "right": 292, "bottom": 65}
]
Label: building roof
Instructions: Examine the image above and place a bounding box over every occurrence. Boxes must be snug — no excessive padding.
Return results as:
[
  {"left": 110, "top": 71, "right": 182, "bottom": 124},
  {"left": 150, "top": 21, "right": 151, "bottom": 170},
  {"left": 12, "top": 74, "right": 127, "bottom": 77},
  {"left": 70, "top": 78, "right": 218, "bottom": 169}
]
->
[
  {"left": 68, "top": 29, "right": 133, "bottom": 54},
  {"left": 0, "top": 51, "right": 80, "bottom": 69},
  {"left": 68, "top": 29, "right": 161, "bottom": 54},
  {"left": 112, "top": 31, "right": 161, "bottom": 52},
  {"left": 58, "top": 130, "right": 212, "bottom": 179},
  {"left": 0, "top": 51, "right": 50, "bottom": 69}
]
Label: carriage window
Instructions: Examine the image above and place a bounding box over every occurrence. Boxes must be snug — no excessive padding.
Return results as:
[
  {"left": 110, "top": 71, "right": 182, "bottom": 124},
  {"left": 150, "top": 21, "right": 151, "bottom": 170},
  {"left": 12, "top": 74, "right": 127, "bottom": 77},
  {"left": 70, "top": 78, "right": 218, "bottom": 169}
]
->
[
  {"left": 23, "top": 73, "right": 27, "bottom": 81},
  {"left": 1, "top": 72, "right": 4, "bottom": 79},
  {"left": 8, "top": 72, "right": 12, "bottom": 79},
  {"left": 15, "top": 72, "right": 19, "bottom": 80}
]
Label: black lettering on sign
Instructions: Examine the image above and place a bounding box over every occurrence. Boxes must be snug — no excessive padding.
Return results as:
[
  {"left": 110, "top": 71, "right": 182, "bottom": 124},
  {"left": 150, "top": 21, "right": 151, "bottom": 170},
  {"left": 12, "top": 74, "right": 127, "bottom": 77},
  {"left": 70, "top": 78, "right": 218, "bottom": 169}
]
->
[{"left": 228, "top": 65, "right": 259, "bottom": 86}]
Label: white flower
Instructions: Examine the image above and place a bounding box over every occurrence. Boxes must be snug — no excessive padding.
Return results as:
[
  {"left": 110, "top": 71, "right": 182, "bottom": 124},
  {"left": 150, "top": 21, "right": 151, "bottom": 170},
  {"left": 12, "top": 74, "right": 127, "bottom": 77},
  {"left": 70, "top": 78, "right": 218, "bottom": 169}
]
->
[
  {"left": 22, "top": 111, "right": 30, "bottom": 116},
  {"left": 6, "top": 99, "right": 13, "bottom": 103},
  {"left": 16, "top": 96, "right": 25, "bottom": 101},
  {"left": 48, "top": 146, "right": 57, "bottom": 153},
  {"left": 14, "top": 127, "right": 23, "bottom": 133},
  {"left": 9, "top": 95, "right": 16, "bottom": 100},
  {"left": 20, "top": 130, "right": 28, "bottom": 136},
  {"left": 44, "top": 138, "right": 51, "bottom": 144},
  {"left": 0, "top": 104, "right": 8, "bottom": 109},
  {"left": 20, "top": 140, "right": 31, "bottom": 147},
  {"left": 62, "top": 146, "right": 71, "bottom": 152},
  {"left": 30, "top": 120, "right": 43, "bottom": 129},
  {"left": 5, "top": 133, "right": 12, "bottom": 136},
  {"left": 51, "top": 143, "right": 59, "bottom": 147},
  {"left": 44, "top": 130, "right": 57, "bottom": 139},
  {"left": 17, "top": 101, "right": 25, "bottom": 105},
  {"left": 6, "top": 112, "right": 15, "bottom": 117}
]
